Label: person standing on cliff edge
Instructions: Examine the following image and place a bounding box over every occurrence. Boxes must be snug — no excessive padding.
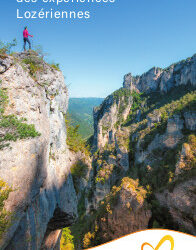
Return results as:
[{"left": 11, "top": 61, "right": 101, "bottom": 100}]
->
[{"left": 23, "top": 27, "right": 33, "bottom": 51}]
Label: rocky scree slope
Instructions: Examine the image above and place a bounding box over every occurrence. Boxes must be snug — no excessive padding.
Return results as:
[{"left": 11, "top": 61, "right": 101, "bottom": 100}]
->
[
  {"left": 71, "top": 54, "right": 196, "bottom": 249},
  {"left": 0, "top": 52, "right": 91, "bottom": 250}
]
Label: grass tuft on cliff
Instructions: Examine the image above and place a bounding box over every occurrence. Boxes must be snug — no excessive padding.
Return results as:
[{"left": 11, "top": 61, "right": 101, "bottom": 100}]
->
[
  {"left": 22, "top": 55, "right": 44, "bottom": 77},
  {"left": 0, "top": 88, "right": 8, "bottom": 115},
  {"left": 0, "top": 85, "right": 41, "bottom": 150}
]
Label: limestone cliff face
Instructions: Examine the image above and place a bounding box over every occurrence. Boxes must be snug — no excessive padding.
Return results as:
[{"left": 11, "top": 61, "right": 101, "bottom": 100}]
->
[
  {"left": 92, "top": 178, "right": 151, "bottom": 244},
  {"left": 156, "top": 179, "right": 196, "bottom": 235},
  {"left": 0, "top": 52, "right": 80, "bottom": 250},
  {"left": 82, "top": 53, "right": 196, "bottom": 248},
  {"left": 123, "top": 54, "right": 196, "bottom": 93},
  {"left": 93, "top": 55, "right": 196, "bottom": 153},
  {"left": 93, "top": 91, "right": 132, "bottom": 150}
]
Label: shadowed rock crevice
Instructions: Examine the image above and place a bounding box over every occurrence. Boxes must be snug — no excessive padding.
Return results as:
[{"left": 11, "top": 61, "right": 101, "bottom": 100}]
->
[
  {"left": 47, "top": 206, "right": 75, "bottom": 231},
  {"left": 41, "top": 206, "right": 75, "bottom": 250}
]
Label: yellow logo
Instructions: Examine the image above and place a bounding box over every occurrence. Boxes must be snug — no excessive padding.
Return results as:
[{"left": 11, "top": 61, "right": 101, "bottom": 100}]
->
[{"left": 141, "top": 235, "right": 174, "bottom": 250}]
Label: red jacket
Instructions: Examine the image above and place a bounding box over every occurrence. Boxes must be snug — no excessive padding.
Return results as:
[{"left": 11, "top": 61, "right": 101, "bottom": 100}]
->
[{"left": 23, "top": 29, "right": 33, "bottom": 38}]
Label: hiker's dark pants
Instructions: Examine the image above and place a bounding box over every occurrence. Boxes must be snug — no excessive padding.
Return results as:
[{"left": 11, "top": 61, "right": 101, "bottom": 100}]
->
[{"left": 23, "top": 37, "right": 31, "bottom": 51}]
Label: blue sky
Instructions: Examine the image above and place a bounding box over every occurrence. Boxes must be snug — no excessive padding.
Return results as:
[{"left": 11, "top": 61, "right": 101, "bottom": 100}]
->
[{"left": 1, "top": 0, "right": 196, "bottom": 97}]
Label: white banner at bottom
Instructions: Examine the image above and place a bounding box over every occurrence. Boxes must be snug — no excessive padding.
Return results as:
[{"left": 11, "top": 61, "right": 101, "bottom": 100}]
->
[{"left": 88, "top": 229, "right": 195, "bottom": 250}]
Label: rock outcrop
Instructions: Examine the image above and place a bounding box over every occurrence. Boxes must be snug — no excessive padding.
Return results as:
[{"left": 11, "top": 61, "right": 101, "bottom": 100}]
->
[
  {"left": 79, "top": 53, "right": 196, "bottom": 248},
  {"left": 0, "top": 52, "right": 82, "bottom": 250},
  {"left": 123, "top": 54, "right": 196, "bottom": 93},
  {"left": 82, "top": 177, "right": 151, "bottom": 249},
  {"left": 95, "top": 178, "right": 151, "bottom": 243},
  {"left": 93, "top": 89, "right": 132, "bottom": 150},
  {"left": 156, "top": 179, "right": 196, "bottom": 235}
]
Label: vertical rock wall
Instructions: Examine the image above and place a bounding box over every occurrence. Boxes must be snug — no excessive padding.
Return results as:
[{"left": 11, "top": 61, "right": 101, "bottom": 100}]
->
[{"left": 0, "top": 53, "right": 77, "bottom": 250}]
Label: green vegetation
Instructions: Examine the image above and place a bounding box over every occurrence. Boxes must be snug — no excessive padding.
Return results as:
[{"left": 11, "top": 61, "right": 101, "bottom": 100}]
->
[
  {"left": 0, "top": 115, "right": 41, "bottom": 147},
  {"left": 127, "top": 133, "right": 196, "bottom": 233},
  {"left": 95, "top": 84, "right": 195, "bottom": 234},
  {"left": 71, "top": 160, "right": 89, "bottom": 193},
  {"left": 139, "top": 90, "right": 196, "bottom": 150},
  {"left": 93, "top": 143, "right": 120, "bottom": 184},
  {"left": 112, "top": 88, "right": 132, "bottom": 104},
  {"left": 22, "top": 53, "right": 44, "bottom": 78},
  {"left": 128, "top": 133, "right": 195, "bottom": 194},
  {"left": 102, "top": 124, "right": 110, "bottom": 133},
  {"left": 83, "top": 179, "right": 145, "bottom": 248},
  {"left": 122, "top": 87, "right": 196, "bottom": 156},
  {"left": 126, "top": 131, "right": 196, "bottom": 220},
  {"left": 0, "top": 39, "right": 17, "bottom": 55},
  {"left": 65, "top": 192, "right": 92, "bottom": 249},
  {"left": 0, "top": 88, "right": 8, "bottom": 115},
  {"left": 50, "top": 63, "right": 60, "bottom": 71},
  {"left": 31, "top": 45, "right": 61, "bottom": 72},
  {"left": 0, "top": 180, "right": 13, "bottom": 239},
  {"left": 0, "top": 87, "right": 41, "bottom": 150},
  {"left": 115, "top": 129, "right": 130, "bottom": 150},
  {"left": 113, "top": 90, "right": 142, "bottom": 129},
  {"left": 68, "top": 98, "right": 104, "bottom": 138},
  {"left": 122, "top": 89, "right": 196, "bottom": 179},
  {"left": 167, "top": 134, "right": 196, "bottom": 190},
  {"left": 61, "top": 83, "right": 196, "bottom": 248},
  {"left": 95, "top": 164, "right": 114, "bottom": 184},
  {"left": 124, "top": 85, "right": 196, "bottom": 127},
  {"left": 71, "top": 160, "right": 89, "bottom": 179},
  {"left": 187, "top": 134, "right": 196, "bottom": 166},
  {"left": 130, "top": 91, "right": 143, "bottom": 110},
  {"left": 149, "top": 197, "right": 180, "bottom": 231},
  {"left": 71, "top": 177, "right": 147, "bottom": 249},
  {"left": 119, "top": 86, "right": 196, "bottom": 234},
  {"left": 95, "top": 89, "right": 132, "bottom": 123},
  {"left": 60, "top": 227, "right": 74, "bottom": 250},
  {"left": 65, "top": 113, "right": 90, "bottom": 156},
  {"left": 0, "top": 40, "right": 60, "bottom": 80}
]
